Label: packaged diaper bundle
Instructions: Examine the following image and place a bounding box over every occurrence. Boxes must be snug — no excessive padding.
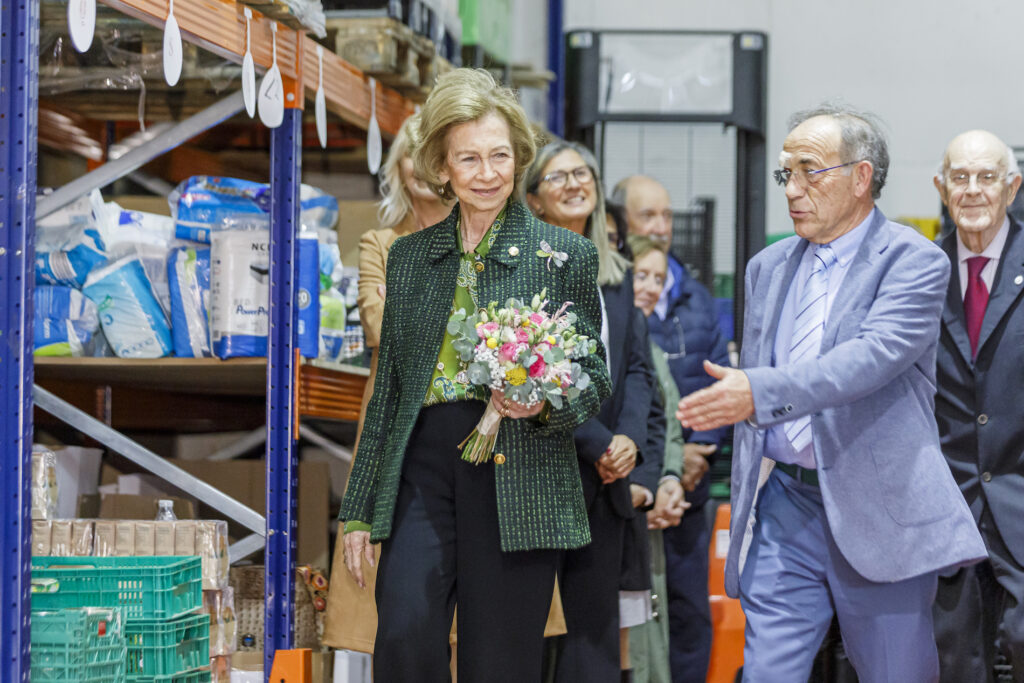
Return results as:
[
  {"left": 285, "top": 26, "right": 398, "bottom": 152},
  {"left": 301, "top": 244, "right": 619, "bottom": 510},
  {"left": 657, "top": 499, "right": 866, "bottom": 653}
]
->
[
  {"left": 210, "top": 224, "right": 270, "bottom": 359},
  {"left": 33, "top": 286, "right": 100, "bottom": 356},
  {"left": 170, "top": 176, "right": 270, "bottom": 244},
  {"left": 34, "top": 194, "right": 106, "bottom": 288},
  {"left": 167, "top": 246, "right": 212, "bottom": 358},
  {"left": 82, "top": 256, "right": 173, "bottom": 358}
]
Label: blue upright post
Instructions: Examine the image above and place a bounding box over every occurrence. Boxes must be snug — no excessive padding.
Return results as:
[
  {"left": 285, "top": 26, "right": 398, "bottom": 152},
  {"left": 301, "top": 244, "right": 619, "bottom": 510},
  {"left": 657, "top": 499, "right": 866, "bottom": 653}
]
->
[
  {"left": 546, "top": 0, "right": 565, "bottom": 137},
  {"left": 0, "top": 0, "right": 38, "bottom": 676},
  {"left": 265, "top": 103, "right": 302, "bottom": 677}
]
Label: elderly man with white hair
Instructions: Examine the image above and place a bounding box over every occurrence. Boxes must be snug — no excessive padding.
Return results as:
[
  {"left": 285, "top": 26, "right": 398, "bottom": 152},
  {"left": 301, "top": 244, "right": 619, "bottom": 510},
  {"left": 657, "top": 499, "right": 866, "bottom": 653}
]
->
[{"left": 932, "top": 130, "right": 1024, "bottom": 683}]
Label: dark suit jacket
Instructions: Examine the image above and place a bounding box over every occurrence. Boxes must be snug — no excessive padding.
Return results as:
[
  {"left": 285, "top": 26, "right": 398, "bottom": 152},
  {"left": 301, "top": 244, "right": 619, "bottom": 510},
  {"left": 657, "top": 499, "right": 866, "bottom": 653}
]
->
[
  {"left": 936, "top": 216, "right": 1024, "bottom": 567},
  {"left": 573, "top": 275, "right": 662, "bottom": 519},
  {"left": 340, "top": 201, "right": 612, "bottom": 552}
]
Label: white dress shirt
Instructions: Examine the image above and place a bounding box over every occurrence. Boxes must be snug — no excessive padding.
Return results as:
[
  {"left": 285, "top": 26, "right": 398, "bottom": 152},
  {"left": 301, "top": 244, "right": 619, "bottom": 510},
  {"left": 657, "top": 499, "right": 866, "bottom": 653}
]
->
[
  {"left": 956, "top": 216, "right": 1009, "bottom": 300},
  {"left": 764, "top": 209, "right": 874, "bottom": 469}
]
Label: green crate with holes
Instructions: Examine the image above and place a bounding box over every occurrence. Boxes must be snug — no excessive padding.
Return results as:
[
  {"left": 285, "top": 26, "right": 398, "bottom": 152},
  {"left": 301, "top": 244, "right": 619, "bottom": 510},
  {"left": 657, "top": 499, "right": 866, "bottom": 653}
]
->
[
  {"left": 125, "top": 612, "right": 210, "bottom": 678},
  {"left": 31, "top": 556, "right": 202, "bottom": 620},
  {"left": 31, "top": 607, "right": 127, "bottom": 683}
]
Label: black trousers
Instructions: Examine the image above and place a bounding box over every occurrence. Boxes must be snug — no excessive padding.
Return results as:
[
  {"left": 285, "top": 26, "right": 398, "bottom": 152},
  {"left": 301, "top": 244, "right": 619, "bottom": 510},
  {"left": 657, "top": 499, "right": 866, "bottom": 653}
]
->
[
  {"left": 664, "top": 502, "right": 712, "bottom": 683},
  {"left": 374, "top": 402, "right": 557, "bottom": 683},
  {"left": 554, "top": 488, "right": 625, "bottom": 683},
  {"left": 934, "top": 508, "right": 1024, "bottom": 683}
]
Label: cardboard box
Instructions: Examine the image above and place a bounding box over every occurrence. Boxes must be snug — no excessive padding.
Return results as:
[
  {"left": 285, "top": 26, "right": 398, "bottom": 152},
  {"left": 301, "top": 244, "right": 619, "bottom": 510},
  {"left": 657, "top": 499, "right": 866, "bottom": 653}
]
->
[{"left": 52, "top": 446, "right": 102, "bottom": 519}]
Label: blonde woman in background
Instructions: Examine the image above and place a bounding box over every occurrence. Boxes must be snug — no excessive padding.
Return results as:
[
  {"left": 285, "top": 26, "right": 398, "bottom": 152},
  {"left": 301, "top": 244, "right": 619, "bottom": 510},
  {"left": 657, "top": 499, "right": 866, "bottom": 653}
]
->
[{"left": 323, "top": 113, "right": 452, "bottom": 654}]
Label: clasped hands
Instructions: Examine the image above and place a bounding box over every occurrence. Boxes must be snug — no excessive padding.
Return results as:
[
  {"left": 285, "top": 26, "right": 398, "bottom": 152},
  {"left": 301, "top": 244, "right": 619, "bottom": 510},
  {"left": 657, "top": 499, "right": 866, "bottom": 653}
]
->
[{"left": 596, "top": 434, "right": 637, "bottom": 484}]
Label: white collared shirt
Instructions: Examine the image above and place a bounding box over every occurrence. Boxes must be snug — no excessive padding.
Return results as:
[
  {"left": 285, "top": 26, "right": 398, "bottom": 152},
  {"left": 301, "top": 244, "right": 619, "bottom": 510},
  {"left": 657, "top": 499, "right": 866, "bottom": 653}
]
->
[
  {"left": 653, "top": 264, "right": 676, "bottom": 321},
  {"left": 765, "top": 208, "right": 875, "bottom": 469},
  {"left": 956, "top": 217, "right": 1009, "bottom": 300}
]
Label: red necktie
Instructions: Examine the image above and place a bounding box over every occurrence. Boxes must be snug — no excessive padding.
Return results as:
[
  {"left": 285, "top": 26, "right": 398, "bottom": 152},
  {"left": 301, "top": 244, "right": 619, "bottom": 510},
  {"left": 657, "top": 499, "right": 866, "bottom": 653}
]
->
[{"left": 964, "top": 256, "right": 990, "bottom": 359}]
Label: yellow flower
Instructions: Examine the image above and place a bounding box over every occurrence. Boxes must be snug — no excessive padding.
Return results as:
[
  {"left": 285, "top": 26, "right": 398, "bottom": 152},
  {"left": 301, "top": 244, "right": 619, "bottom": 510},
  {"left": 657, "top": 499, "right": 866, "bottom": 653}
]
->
[
  {"left": 505, "top": 366, "right": 528, "bottom": 386},
  {"left": 546, "top": 335, "right": 557, "bottom": 345},
  {"left": 486, "top": 337, "right": 498, "bottom": 349}
]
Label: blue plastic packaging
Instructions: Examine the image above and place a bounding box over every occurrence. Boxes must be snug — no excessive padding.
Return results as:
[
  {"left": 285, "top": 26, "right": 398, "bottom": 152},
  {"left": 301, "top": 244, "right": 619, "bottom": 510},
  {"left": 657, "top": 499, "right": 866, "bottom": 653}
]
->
[
  {"left": 83, "top": 257, "right": 173, "bottom": 358},
  {"left": 297, "top": 235, "right": 319, "bottom": 358},
  {"left": 33, "top": 286, "right": 99, "bottom": 356},
  {"left": 167, "top": 247, "right": 212, "bottom": 358}
]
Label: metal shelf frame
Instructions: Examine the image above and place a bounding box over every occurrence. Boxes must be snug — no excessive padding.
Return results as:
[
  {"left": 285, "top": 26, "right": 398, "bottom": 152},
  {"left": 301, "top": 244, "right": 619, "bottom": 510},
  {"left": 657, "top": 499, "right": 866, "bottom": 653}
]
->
[{"left": 0, "top": 0, "right": 419, "bottom": 679}]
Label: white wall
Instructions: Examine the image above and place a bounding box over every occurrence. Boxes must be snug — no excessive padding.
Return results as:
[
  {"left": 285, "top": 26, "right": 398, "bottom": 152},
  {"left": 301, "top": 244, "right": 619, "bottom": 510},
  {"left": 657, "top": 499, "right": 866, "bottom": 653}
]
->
[{"left": 565, "top": 0, "right": 1024, "bottom": 245}]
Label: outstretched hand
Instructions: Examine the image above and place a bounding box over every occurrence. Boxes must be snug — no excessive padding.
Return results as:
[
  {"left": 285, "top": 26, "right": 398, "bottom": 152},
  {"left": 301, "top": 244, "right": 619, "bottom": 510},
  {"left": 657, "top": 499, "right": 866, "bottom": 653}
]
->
[
  {"left": 343, "top": 530, "right": 376, "bottom": 590},
  {"left": 676, "top": 360, "right": 754, "bottom": 431}
]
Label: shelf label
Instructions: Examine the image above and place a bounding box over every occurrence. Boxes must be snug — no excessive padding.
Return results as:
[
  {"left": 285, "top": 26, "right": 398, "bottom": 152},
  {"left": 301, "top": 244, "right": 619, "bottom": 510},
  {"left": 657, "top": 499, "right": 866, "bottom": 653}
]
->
[
  {"left": 367, "top": 77, "right": 382, "bottom": 174},
  {"left": 68, "top": 0, "right": 96, "bottom": 53},
  {"left": 242, "top": 8, "right": 257, "bottom": 118},
  {"left": 315, "top": 46, "right": 327, "bottom": 149},
  {"left": 258, "top": 23, "right": 284, "bottom": 128},
  {"left": 163, "top": 0, "right": 183, "bottom": 87}
]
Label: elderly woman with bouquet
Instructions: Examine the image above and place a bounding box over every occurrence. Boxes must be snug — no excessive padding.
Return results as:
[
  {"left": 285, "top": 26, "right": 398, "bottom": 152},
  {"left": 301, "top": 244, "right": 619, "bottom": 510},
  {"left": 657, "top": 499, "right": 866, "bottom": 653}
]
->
[{"left": 340, "top": 68, "right": 611, "bottom": 683}]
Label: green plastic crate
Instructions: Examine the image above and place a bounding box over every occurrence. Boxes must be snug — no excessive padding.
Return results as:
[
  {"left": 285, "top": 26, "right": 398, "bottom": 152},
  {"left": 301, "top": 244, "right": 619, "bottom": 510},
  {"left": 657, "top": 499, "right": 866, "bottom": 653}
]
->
[
  {"left": 126, "top": 613, "right": 210, "bottom": 677},
  {"left": 127, "top": 668, "right": 212, "bottom": 683},
  {"left": 31, "top": 556, "right": 202, "bottom": 620},
  {"left": 31, "top": 608, "right": 127, "bottom": 683}
]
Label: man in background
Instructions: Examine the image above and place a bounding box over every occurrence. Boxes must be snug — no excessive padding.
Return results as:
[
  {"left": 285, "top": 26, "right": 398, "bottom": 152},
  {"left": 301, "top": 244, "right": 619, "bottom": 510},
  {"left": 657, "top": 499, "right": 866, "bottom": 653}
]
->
[
  {"left": 933, "top": 130, "right": 1024, "bottom": 683},
  {"left": 612, "top": 175, "right": 728, "bottom": 682}
]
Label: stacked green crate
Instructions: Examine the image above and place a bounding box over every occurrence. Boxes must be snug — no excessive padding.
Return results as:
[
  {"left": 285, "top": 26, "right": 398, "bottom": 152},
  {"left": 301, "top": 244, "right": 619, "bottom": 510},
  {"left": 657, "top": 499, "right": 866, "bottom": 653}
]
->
[
  {"left": 31, "top": 607, "right": 127, "bottom": 683},
  {"left": 32, "top": 556, "right": 211, "bottom": 682}
]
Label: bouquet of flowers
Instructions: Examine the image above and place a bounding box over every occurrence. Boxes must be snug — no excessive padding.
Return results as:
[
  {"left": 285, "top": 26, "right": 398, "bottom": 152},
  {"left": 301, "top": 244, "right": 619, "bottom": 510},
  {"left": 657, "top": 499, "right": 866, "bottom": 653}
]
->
[{"left": 447, "top": 288, "right": 598, "bottom": 464}]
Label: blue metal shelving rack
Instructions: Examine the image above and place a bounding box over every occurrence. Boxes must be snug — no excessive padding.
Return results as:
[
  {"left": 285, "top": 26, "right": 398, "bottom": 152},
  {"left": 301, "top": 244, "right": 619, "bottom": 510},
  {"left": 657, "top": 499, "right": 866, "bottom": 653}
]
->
[
  {"left": 0, "top": 0, "right": 39, "bottom": 677},
  {"left": 0, "top": 7, "right": 304, "bottom": 682}
]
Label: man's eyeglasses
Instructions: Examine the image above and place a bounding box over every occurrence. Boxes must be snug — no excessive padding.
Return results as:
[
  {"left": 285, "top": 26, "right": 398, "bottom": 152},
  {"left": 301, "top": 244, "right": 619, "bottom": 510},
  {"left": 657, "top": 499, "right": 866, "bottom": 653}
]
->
[
  {"left": 773, "top": 160, "right": 862, "bottom": 188},
  {"left": 946, "top": 170, "right": 1004, "bottom": 188},
  {"left": 541, "top": 166, "right": 594, "bottom": 188}
]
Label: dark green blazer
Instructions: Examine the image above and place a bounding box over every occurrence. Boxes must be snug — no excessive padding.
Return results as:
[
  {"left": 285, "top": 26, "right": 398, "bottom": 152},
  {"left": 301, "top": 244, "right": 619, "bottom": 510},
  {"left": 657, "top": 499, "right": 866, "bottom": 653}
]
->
[{"left": 340, "top": 200, "right": 612, "bottom": 552}]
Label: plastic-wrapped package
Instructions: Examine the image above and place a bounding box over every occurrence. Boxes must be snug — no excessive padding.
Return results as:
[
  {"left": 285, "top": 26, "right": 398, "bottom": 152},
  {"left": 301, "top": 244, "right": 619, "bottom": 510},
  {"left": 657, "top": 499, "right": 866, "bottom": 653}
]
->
[
  {"left": 203, "top": 587, "right": 237, "bottom": 656},
  {"left": 196, "top": 520, "right": 230, "bottom": 590},
  {"left": 167, "top": 247, "right": 212, "bottom": 358},
  {"left": 210, "top": 654, "right": 232, "bottom": 683},
  {"left": 94, "top": 520, "right": 117, "bottom": 557},
  {"left": 32, "top": 520, "right": 52, "bottom": 556},
  {"left": 82, "top": 256, "right": 173, "bottom": 358},
  {"left": 34, "top": 194, "right": 106, "bottom": 288},
  {"left": 93, "top": 193, "right": 176, "bottom": 251},
  {"left": 72, "top": 519, "right": 95, "bottom": 556},
  {"left": 50, "top": 520, "right": 73, "bottom": 557},
  {"left": 133, "top": 521, "right": 155, "bottom": 555},
  {"left": 34, "top": 286, "right": 100, "bottom": 357},
  {"left": 317, "top": 231, "right": 346, "bottom": 362},
  {"left": 170, "top": 177, "right": 271, "bottom": 243},
  {"left": 174, "top": 520, "right": 197, "bottom": 555},
  {"left": 31, "top": 448, "right": 59, "bottom": 520},
  {"left": 297, "top": 233, "right": 320, "bottom": 359},
  {"left": 115, "top": 521, "right": 135, "bottom": 556},
  {"left": 210, "top": 227, "right": 270, "bottom": 359}
]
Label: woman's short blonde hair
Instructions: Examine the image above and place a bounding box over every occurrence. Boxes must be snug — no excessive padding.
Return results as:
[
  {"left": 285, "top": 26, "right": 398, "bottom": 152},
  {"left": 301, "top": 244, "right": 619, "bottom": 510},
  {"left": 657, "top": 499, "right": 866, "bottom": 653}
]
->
[
  {"left": 377, "top": 114, "right": 420, "bottom": 230},
  {"left": 413, "top": 68, "right": 536, "bottom": 202},
  {"left": 627, "top": 234, "right": 668, "bottom": 265}
]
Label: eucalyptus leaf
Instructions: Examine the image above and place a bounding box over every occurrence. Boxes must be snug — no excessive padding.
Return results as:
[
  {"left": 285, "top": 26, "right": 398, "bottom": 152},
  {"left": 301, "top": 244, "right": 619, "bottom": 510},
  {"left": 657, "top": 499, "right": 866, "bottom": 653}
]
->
[
  {"left": 576, "top": 374, "right": 590, "bottom": 391},
  {"left": 468, "top": 363, "right": 491, "bottom": 385},
  {"left": 547, "top": 394, "right": 563, "bottom": 409}
]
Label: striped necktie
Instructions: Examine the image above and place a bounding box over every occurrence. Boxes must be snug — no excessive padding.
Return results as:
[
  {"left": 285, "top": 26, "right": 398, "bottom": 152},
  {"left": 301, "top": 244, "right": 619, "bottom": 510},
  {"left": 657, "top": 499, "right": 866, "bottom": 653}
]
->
[{"left": 784, "top": 244, "right": 837, "bottom": 453}]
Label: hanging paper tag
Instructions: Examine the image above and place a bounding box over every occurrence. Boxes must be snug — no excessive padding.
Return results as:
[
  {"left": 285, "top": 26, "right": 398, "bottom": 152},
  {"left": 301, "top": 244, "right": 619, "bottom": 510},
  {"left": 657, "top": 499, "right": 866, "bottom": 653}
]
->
[
  {"left": 68, "top": 0, "right": 96, "bottom": 53},
  {"left": 366, "top": 77, "right": 382, "bottom": 174},
  {"left": 258, "top": 23, "right": 285, "bottom": 128},
  {"left": 163, "top": 0, "right": 183, "bottom": 86},
  {"left": 242, "top": 8, "right": 257, "bottom": 118},
  {"left": 315, "top": 46, "right": 328, "bottom": 149}
]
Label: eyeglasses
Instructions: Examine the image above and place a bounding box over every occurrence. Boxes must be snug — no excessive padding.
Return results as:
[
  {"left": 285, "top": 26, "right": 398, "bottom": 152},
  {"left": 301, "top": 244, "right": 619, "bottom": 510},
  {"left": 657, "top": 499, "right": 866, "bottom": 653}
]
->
[
  {"left": 773, "top": 160, "right": 862, "bottom": 188},
  {"left": 946, "top": 170, "right": 1005, "bottom": 188},
  {"left": 541, "top": 166, "right": 594, "bottom": 187}
]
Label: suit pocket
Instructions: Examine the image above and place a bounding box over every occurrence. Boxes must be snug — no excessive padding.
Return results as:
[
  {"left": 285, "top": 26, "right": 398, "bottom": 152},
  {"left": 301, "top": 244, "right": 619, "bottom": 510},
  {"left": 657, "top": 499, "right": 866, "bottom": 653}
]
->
[{"left": 869, "top": 445, "right": 956, "bottom": 526}]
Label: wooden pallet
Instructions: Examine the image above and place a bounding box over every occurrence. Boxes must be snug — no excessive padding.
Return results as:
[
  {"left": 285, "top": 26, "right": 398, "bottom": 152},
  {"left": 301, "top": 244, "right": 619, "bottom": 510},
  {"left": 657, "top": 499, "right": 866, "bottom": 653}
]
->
[{"left": 325, "top": 16, "right": 438, "bottom": 97}]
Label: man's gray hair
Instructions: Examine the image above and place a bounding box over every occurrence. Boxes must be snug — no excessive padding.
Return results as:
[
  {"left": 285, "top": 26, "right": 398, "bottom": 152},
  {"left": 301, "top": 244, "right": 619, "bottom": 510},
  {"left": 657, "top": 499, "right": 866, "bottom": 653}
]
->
[{"left": 788, "top": 102, "right": 889, "bottom": 199}]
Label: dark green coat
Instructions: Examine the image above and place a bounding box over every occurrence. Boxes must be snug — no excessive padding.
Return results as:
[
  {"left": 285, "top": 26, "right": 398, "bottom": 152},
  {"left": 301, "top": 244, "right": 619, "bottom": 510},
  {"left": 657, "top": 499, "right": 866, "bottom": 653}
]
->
[{"left": 340, "top": 201, "right": 612, "bottom": 552}]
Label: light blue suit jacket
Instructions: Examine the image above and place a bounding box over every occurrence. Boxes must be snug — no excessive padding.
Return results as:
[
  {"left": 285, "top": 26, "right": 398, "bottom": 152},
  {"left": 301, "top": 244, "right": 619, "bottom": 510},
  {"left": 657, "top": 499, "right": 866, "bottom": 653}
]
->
[{"left": 726, "top": 209, "right": 986, "bottom": 597}]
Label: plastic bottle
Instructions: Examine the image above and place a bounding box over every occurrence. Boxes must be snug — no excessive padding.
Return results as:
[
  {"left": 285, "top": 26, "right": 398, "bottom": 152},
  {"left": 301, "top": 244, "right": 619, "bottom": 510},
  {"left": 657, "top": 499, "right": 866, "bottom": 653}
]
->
[{"left": 156, "top": 499, "right": 178, "bottom": 521}]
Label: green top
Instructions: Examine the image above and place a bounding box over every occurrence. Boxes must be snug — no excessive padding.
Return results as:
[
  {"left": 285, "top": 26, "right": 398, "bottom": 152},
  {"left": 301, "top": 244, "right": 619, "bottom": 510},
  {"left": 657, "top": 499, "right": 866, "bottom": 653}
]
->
[
  {"left": 650, "top": 341, "right": 685, "bottom": 479},
  {"left": 423, "top": 208, "right": 505, "bottom": 406}
]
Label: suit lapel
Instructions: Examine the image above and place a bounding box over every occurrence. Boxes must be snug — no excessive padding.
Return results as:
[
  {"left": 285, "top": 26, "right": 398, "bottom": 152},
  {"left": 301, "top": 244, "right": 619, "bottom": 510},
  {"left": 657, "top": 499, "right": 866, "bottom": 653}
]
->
[
  {"left": 976, "top": 218, "right": 1024, "bottom": 357},
  {"left": 939, "top": 230, "right": 973, "bottom": 366},
  {"left": 603, "top": 280, "right": 629, "bottom": 385},
  {"left": 758, "top": 240, "right": 806, "bottom": 367}
]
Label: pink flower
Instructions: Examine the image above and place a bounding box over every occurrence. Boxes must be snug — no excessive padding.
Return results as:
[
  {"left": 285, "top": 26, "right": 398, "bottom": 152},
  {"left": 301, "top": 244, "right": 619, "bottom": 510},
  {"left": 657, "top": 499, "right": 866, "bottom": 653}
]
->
[
  {"left": 515, "top": 328, "right": 531, "bottom": 343},
  {"left": 529, "top": 313, "right": 545, "bottom": 325},
  {"left": 529, "top": 357, "right": 547, "bottom": 378},
  {"left": 477, "top": 322, "right": 499, "bottom": 339},
  {"left": 533, "top": 342, "right": 550, "bottom": 355},
  {"left": 499, "top": 342, "right": 519, "bottom": 363}
]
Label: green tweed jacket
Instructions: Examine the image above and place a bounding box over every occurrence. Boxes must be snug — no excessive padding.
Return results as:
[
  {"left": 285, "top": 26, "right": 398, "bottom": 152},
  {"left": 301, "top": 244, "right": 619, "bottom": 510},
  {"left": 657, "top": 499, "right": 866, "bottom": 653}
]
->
[{"left": 340, "top": 200, "right": 612, "bottom": 552}]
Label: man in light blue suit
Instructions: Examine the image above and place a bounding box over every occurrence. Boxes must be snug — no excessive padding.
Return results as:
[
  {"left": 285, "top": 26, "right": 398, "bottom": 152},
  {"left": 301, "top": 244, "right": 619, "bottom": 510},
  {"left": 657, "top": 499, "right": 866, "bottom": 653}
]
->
[{"left": 676, "top": 104, "right": 987, "bottom": 681}]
